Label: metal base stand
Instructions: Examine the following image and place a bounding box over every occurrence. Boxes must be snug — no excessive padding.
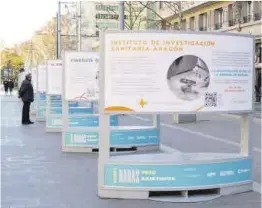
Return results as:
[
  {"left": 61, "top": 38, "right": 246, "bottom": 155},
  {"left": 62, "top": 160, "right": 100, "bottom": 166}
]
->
[{"left": 173, "top": 113, "right": 197, "bottom": 124}]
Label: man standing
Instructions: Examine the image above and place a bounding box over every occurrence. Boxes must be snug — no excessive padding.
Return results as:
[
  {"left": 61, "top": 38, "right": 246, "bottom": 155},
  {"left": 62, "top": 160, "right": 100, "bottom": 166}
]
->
[{"left": 19, "top": 73, "right": 34, "bottom": 125}]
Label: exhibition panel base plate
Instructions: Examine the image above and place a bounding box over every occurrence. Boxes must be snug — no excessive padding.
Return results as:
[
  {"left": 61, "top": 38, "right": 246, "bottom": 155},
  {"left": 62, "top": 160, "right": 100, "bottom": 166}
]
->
[
  {"left": 99, "top": 183, "right": 252, "bottom": 203},
  {"left": 99, "top": 153, "right": 252, "bottom": 203}
]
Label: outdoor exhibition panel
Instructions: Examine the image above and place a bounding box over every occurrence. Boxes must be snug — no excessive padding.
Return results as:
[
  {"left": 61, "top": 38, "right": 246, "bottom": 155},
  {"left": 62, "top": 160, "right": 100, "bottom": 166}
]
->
[
  {"left": 98, "top": 30, "right": 254, "bottom": 202},
  {"left": 45, "top": 60, "right": 95, "bottom": 131},
  {"left": 46, "top": 60, "right": 63, "bottom": 132},
  {"left": 30, "top": 68, "right": 37, "bottom": 115},
  {"left": 36, "top": 64, "right": 47, "bottom": 121},
  {"left": 62, "top": 51, "right": 160, "bottom": 152}
]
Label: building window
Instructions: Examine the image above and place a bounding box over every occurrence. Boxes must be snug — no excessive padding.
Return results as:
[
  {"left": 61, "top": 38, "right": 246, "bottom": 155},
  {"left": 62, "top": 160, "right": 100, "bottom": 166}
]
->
[
  {"left": 181, "top": 19, "right": 187, "bottom": 30},
  {"left": 173, "top": 22, "right": 179, "bottom": 30},
  {"left": 199, "top": 13, "right": 207, "bottom": 31},
  {"left": 228, "top": 4, "right": 235, "bottom": 26},
  {"left": 189, "top": 17, "right": 195, "bottom": 30},
  {"left": 159, "top": 2, "right": 163, "bottom": 9},
  {"left": 214, "top": 8, "right": 223, "bottom": 30},
  {"left": 241, "top": 1, "right": 252, "bottom": 24},
  {"left": 253, "top": 1, "right": 262, "bottom": 21},
  {"left": 256, "top": 43, "right": 261, "bottom": 64}
]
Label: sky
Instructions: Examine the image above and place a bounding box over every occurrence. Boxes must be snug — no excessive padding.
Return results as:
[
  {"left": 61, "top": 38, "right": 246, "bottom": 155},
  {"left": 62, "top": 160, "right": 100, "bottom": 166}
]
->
[{"left": 0, "top": 0, "right": 58, "bottom": 48}]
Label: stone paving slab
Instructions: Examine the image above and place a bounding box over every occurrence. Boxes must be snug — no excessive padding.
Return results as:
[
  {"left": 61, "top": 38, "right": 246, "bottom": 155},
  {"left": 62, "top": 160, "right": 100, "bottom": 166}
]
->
[{"left": 1, "top": 96, "right": 261, "bottom": 208}]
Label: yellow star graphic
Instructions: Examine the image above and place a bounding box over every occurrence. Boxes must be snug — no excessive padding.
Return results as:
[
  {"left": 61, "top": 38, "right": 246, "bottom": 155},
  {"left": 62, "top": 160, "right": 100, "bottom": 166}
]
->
[{"left": 139, "top": 98, "right": 147, "bottom": 108}]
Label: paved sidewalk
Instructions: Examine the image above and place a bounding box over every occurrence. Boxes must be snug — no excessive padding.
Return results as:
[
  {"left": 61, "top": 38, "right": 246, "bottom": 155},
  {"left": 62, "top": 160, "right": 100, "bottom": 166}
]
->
[
  {"left": 228, "top": 102, "right": 261, "bottom": 119},
  {"left": 1, "top": 96, "right": 261, "bottom": 208}
]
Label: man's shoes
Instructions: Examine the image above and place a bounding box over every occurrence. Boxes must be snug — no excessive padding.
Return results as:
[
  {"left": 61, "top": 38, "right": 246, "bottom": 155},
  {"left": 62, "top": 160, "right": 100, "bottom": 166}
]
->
[{"left": 22, "top": 121, "right": 34, "bottom": 125}]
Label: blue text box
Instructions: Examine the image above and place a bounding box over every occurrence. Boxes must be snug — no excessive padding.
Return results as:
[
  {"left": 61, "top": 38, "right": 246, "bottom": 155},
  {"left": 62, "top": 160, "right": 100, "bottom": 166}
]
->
[
  {"left": 104, "top": 159, "right": 252, "bottom": 187},
  {"left": 50, "top": 95, "right": 61, "bottom": 101},
  {"left": 47, "top": 115, "right": 118, "bottom": 128},
  {"left": 49, "top": 107, "right": 93, "bottom": 115},
  {"left": 64, "top": 128, "right": 160, "bottom": 147},
  {"left": 37, "top": 108, "right": 46, "bottom": 118},
  {"left": 39, "top": 92, "right": 46, "bottom": 100},
  {"left": 49, "top": 102, "right": 79, "bottom": 108}
]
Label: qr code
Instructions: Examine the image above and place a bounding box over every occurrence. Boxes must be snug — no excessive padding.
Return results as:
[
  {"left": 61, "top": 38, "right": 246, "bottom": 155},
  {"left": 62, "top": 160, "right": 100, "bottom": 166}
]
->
[{"left": 204, "top": 92, "right": 217, "bottom": 107}]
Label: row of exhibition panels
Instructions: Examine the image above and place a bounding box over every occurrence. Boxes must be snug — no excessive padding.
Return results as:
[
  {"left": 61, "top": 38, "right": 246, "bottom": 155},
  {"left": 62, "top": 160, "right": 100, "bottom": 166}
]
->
[
  {"left": 28, "top": 55, "right": 160, "bottom": 153},
  {"left": 25, "top": 31, "right": 255, "bottom": 203}
]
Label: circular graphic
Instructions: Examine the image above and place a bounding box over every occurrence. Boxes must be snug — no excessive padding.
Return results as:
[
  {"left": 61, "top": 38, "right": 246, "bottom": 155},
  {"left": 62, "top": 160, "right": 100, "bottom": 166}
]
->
[{"left": 167, "top": 55, "right": 210, "bottom": 101}]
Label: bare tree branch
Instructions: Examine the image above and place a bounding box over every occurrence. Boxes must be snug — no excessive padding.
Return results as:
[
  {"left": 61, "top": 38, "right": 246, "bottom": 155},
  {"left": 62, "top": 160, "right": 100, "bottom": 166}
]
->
[
  {"left": 138, "top": 1, "right": 173, "bottom": 29},
  {"left": 128, "top": 1, "right": 150, "bottom": 29}
]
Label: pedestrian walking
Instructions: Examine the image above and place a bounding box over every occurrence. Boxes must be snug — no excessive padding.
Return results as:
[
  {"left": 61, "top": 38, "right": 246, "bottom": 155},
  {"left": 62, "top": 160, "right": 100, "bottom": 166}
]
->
[
  {"left": 8, "top": 79, "right": 14, "bottom": 95},
  {"left": 19, "top": 73, "right": 34, "bottom": 125}
]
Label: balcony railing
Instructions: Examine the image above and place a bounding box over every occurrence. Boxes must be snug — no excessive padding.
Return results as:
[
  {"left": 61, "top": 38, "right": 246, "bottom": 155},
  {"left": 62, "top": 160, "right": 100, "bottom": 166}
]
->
[
  {"left": 199, "top": 26, "right": 207, "bottom": 31},
  {"left": 214, "top": 22, "right": 222, "bottom": 30},
  {"left": 243, "top": 15, "right": 252, "bottom": 23},
  {"left": 254, "top": 12, "right": 262, "bottom": 21}
]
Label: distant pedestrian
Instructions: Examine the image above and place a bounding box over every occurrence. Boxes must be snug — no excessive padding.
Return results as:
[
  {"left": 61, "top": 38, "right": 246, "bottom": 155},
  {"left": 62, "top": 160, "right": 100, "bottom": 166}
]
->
[
  {"left": 19, "top": 73, "right": 34, "bottom": 125},
  {"left": 8, "top": 79, "right": 14, "bottom": 95},
  {"left": 3, "top": 80, "right": 8, "bottom": 95}
]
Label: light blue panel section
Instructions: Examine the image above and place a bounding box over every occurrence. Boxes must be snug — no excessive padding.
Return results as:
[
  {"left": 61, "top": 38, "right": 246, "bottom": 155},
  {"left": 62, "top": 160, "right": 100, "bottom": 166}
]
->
[
  {"left": 39, "top": 92, "right": 46, "bottom": 100},
  {"left": 47, "top": 116, "right": 62, "bottom": 127},
  {"left": 37, "top": 107, "right": 46, "bottom": 118},
  {"left": 47, "top": 115, "right": 118, "bottom": 128},
  {"left": 49, "top": 107, "right": 93, "bottom": 115},
  {"left": 49, "top": 102, "right": 78, "bottom": 108},
  {"left": 50, "top": 95, "right": 61, "bottom": 101},
  {"left": 31, "top": 101, "right": 36, "bottom": 111},
  {"left": 64, "top": 128, "right": 160, "bottom": 147},
  {"left": 104, "top": 159, "right": 252, "bottom": 187}
]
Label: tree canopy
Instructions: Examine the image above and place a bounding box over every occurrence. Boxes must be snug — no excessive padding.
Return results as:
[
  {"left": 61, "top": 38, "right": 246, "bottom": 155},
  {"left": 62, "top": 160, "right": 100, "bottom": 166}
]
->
[{"left": 1, "top": 48, "right": 24, "bottom": 85}]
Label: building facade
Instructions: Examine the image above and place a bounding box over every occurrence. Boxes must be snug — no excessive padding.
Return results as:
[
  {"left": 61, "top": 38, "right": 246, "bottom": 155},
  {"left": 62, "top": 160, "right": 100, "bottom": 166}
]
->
[
  {"left": 80, "top": 1, "right": 151, "bottom": 50},
  {"left": 160, "top": 1, "right": 261, "bottom": 54}
]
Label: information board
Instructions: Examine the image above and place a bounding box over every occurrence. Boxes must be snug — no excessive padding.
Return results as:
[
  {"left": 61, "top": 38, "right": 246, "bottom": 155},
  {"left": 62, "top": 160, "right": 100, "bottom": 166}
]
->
[
  {"left": 104, "top": 158, "right": 252, "bottom": 187},
  {"left": 64, "top": 51, "right": 99, "bottom": 101},
  {"left": 47, "top": 60, "right": 62, "bottom": 95},
  {"left": 102, "top": 32, "right": 254, "bottom": 113},
  {"left": 37, "top": 64, "right": 47, "bottom": 92}
]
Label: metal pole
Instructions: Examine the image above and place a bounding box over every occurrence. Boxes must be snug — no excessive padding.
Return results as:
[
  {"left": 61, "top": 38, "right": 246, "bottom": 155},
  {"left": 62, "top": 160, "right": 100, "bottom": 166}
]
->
[
  {"left": 76, "top": 1, "right": 81, "bottom": 51},
  {"left": 57, "top": 1, "right": 62, "bottom": 59},
  {"left": 30, "top": 40, "right": 33, "bottom": 73},
  {"left": 56, "top": 12, "right": 59, "bottom": 59},
  {"left": 119, "top": 1, "right": 125, "bottom": 30}
]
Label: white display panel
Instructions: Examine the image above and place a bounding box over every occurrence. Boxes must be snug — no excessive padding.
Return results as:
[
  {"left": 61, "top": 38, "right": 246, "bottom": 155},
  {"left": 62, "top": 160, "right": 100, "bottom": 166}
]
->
[
  {"left": 102, "top": 32, "right": 254, "bottom": 113},
  {"left": 37, "top": 65, "right": 47, "bottom": 92},
  {"left": 64, "top": 51, "right": 99, "bottom": 101},
  {"left": 47, "top": 60, "right": 62, "bottom": 95},
  {"left": 32, "top": 68, "right": 37, "bottom": 93}
]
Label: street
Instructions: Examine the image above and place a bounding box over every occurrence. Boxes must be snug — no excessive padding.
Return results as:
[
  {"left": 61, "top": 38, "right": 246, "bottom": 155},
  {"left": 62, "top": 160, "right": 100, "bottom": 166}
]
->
[{"left": 1, "top": 94, "right": 261, "bottom": 208}]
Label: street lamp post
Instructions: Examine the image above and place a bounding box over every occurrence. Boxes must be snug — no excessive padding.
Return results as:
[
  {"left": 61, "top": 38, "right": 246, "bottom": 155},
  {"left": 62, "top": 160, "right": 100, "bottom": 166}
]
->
[{"left": 57, "top": 1, "right": 77, "bottom": 58}]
